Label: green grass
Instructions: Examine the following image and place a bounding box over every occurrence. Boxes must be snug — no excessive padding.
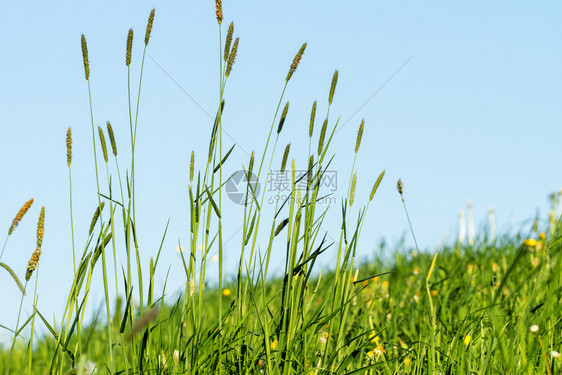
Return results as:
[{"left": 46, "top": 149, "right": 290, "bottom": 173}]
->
[{"left": 1, "top": 4, "right": 562, "bottom": 374}]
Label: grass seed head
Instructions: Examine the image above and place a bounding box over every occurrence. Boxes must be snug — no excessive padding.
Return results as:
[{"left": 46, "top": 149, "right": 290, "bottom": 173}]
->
[
  {"left": 66, "top": 127, "right": 72, "bottom": 167},
  {"left": 89, "top": 202, "right": 105, "bottom": 236},
  {"left": 126, "top": 28, "right": 133, "bottom": 66},
  {"left": 225, "top": 37, "right": 239, "bottom": 77},
  {"left": 355, "top": 119, "right": 364, "bottom": 154},
  {"left": 215, "top": 0, "right": 223, "bottom": 24},
  {"left": 9, "top": 198, "right": 34, "bottom": 236},
  {"left": 248, "top": 152, "right": 255, "bottom": 179},
  {"left": 98, "top": 126, "right": 108, "bottom": 163},
  {"left": 369, "top": 170, "right": 385, "bottom": 201},
  {"left": 274, "top": 218, "right": 289, "bottom": 237},
  {"left": 318, "top": 119, "right": 327, "bottom": 155},
  {"left": 26, "top": 207, "right": 45, "bottom": 281},
  {"left": 350, "top": 172, "right": 357, "bottom": 206},
  {"left": 278, "top": 101, "right": 290, "bottom": 134},
  {"left": 125, "top": 306, "right": 160, "bottom": 341},
  {"left": 397, "top": 179, "right": 404, "bottom": 198},
  {"left": 106, "top": 121, "right": 117, "bottom": 156},
  {"left": 281, "top": 143, "right": 290, "bottom": 174},
  {"left": 307, "top": 155, "right": 314, "bottom": 189},
  {"left": 81, "top": 34, "right": 90, "bottom": 80},
  {"left": 286, "top": 43, "right": 307, "bottom": 82},
  {"left": 145, "top": 9, "right": 155, "bottom": 46},
  {"left": 309, "top": 101, "right": 317, "bottom": 138},
  {"left": 224, "top": 22, "right": 234, "bottom": 62},
  {"left": 190, "top": 151, "right": 194, "bottom": 183},
  {"left": 329, "top": 70, "right": 338, "bottom": 105}
]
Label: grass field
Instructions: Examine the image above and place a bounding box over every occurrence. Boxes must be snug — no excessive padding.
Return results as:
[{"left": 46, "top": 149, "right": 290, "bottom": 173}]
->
[{"left": 1, "top": 4, "right": 561, "bottom": 374}]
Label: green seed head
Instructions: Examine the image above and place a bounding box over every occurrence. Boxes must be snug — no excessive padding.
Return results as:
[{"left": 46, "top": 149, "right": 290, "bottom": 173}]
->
[
  {"left": 225, "top": 37, "right": 239, "bottom": 77},
  {"left": 89, "top": 202, "right": 105, "bottom": 236},
  {"left": 281, "top": 143, "right": 290, "bottom": 175},
  {"left": 355, "top": 119, "right": 364, "bottom": 154},
  {"left": 106, "top": 122, "right": 117, "bottom": 156},
  {"left": 145, "top": 9, "right": 155, "bottom": 46},
  {"left": 329, "top": 70, "right": 338, "bottom": 105},
  {"left": 126, "top": 29, "right": 133, "bottom": 66},
  {"left": 81, "top": 34, "right": 90, "bottom": 80},
  {"left": 318, "top": 119, "right": 327, "bottom": 155},
  {"left": 224, "top": 22, "right": 234, "bottom": 62},
  {"left": 286, "top": 43, "right": 307, "bottom": 82},
  {"left": 307, "top": 155, "right": 314, "bottom": 189},
  {"left": 98, "top": 126, "right": 108, "bottom": 163},
  {"left": 369, "top": 170, "right": 385, "bottom": 201},
  {"left": 66, "top": 127, "right": 72, "bottom": 167},
  {"left": 350, "top": 172, "right": 357, "bottom": 207},
  {"left": 397, "top": 179, "right": 404, "bottom": 201},
  {"left": 277, "top": 101, "right": 289, "bottom": 134},
  {"left": 248, "top": 152, "right": 255, "bottom": 179},
  {"left": 309, "top": 101, "right": 317, "bottom": 138},
  {"left": 190, "top": 151, "right": 194, "bottom": 183}
]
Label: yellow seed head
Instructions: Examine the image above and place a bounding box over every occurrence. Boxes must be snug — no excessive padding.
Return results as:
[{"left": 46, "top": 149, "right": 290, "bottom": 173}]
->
[
  {"left": 309, "top": 101, "right": 317, "bottom": 138},
  {"left": 66, "top": 127, "right": 72, "bottom": 167},
  {"left": 224, "top": 22, "right": 234, "bottom": 62},
  {"left": 286, "top": 43, "right": 307, "bottom": 82},
  {"left": 369, "top": 170, "right": 385, "bottom": 201},
  {"left": 126, "top": 28, "right": 133, "bottom": 66},
  {"left": 215, "top": 0, "right": 223, "bottom": 24},
  {"left": 355, "top": 119, "right": 364, "bottom": 154},
  {"left": 26, "top": 207, "right": 45, "bottom": 281},
  {"left": 106, "top": 122, "right": 117, "bottom": 156},
  {"left": 89, "top": 202, "right": 105, "bottom": 236},
  {"left": 190, "top": 151, "right": 194, "bottom": 183},
  {"left": 145, "top": 9, "right": 155, "bottom": 46},
  {"left": 9, "top": 198, "right": 34, "bottom": 236},
  {"left": 280, "top": 143, "right": 290, "bottom": 174},
  {"left": 328, "top": 70, "right": 338, "bottom": 105},
  {"left": 397, "top": 179, "right": 404, "bottom": 196},
  {"left": 318, "top": 119, "right": 327, "bottom": 155},
  {"left": 98, "top": 126, "right": 108, "bottom": 163},
  {"left": 81, "top": 35, "right": 90, "bottom": 80},
  {"left": 225, "top": 37, "right": 239, "bottom": 77},
  {"left": 350, "top": 173, "right": 357, "bottom": 206},
  {"left": 277, "top": 101, "right": 289, "bottom": 134}
]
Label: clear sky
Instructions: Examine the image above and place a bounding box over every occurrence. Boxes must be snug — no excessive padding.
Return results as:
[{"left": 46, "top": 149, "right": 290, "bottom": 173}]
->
[{"left": 1, "top": 1, "right": 561, "bottom": 337}]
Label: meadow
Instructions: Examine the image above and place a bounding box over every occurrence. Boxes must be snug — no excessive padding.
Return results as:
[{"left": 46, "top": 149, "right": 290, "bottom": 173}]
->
[{"left": 1, "top": 4, "right": 561, "bottom": 374}]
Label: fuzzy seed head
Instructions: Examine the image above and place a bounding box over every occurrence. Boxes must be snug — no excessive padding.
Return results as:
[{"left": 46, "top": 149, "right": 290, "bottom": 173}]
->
[
  {"left": 81, "top": 35, "right": 90, "bottom": 80},
  {"left": 225, "top": 37, "right": 239, "bottom": 77},
  {"left": 98, "top": 126, "right": 108, "bottom": 163},
  {"left": 275, "top": 219, "right": 289, "bottom": 237},
  {"left": 66, "top": 127, "right": 72, "bottom": 167},
  {"left": 369, "top": 170, "right": 385, "bottom": 201},
  {"left": 291, "top": 159, "right": 295, "bottom": 185},
  {"left": 106, "top": 122, "right": 117, "bottom": 156},
  {"left": 145, "top": 9, "right": 155, "bottom": 46},
  {"left": 318, "top": 119, "right": 327, "bottom": 155},
  {"left": 89, "top": 202, "right": 105, "bottom": 236},
  {"left": 224, "top": 22, "right": 234, "bottom": 62},
  {"left": 309, "top": 101, "right": 317, "bottom": 138},
  {"left": 9, "top": 198, "right": 34, "bottom": 235},
  {"left": 190, "top": 151, "right": 194, "bottom": 183},
  {"left": 286, "top": 43, "right": 307, "bottom": 82},
  {"left": 329, "top": 70, "right": 338, "bottom": 105},
  {"left": 26, "top": 206, "right": 45, "bottom": 281},
  {"left": 280, "top": 143, "right": 290, "bottom": 174},
  {"left": 215, "top": 0, "right": 223, "bottom": 24},
  {"left": 350, "top": 173, "right": 357, "bottom": 206},
  {"left": 397, "top": 179, "right": 404, "bottom": 196},
  {"left": 126, "top": 306, "right": 160, "bottom": 341},
  {"left": 277, "top": 101, "right": 289, "bottom": 134},
  {"left": 126, "top": 29, "right": 133, "bottom": 66},
  {"left": 355, "top": 119, "right": 364, "bottom": 154},
  {"left": 307, "top": 155, "right": 314, "bottom": 189}
]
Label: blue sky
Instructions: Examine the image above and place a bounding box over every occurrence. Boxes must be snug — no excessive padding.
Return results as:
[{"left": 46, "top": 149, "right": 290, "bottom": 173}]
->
[{"left": 1, "top": 1, "right": 561, "bottom": 335}]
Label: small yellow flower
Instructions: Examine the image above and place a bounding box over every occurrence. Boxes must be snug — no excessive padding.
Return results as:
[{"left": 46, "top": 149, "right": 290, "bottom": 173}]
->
[
  {"left": 319, "top": 332, "right": 329, "bottom": 344},
  {"left": 222, "top": 288, "right": 232, "bottom": 297},
  {"left": 491, "top": 262, "right": 499, "bottom": 273},
  {"left": 463, "top": 335, "right": 471, "bottom": 346},
  {"left": 467, "top": 263, "right": 474, "bottom": 275},
  {"left": 523, "top": 238, "right": 537, "bottom": 247},
  {"left": 430, "top": 290, "right": 438, "bottom": 298},
  {"left": 382, "top": 280, "right": 390, "bottom": 288},
  {"left": 270, "top": 339, "right": 278, "bottom": 350},
  {"left": 374, "top": 345, "right": 386, "bottom": 356},
  {"left": 369, "top": 334, "right": 380, "bottom": 343},
  {"left": 539, "top": 232, "right": 546, "bottom": 240}
]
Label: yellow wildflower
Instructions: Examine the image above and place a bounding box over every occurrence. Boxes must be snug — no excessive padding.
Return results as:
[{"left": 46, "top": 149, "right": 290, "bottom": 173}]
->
[
  {"left": 523, "top": 238, "right": 537, "bottom": 247},
  {"left": 430, "top": 290, "right": 438, "bottom": 298},
  {"left": 222, "top": 288, "right": 232, "bottom": 297},
  {"left": 270, "top": 339, "right": 278, "bottom": 350},
  {"left": 463, "top": 335, "right": 471, "bottom": 346},
  {"left": 369, "top": 334, "right": 380, "bottom": 343}
]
